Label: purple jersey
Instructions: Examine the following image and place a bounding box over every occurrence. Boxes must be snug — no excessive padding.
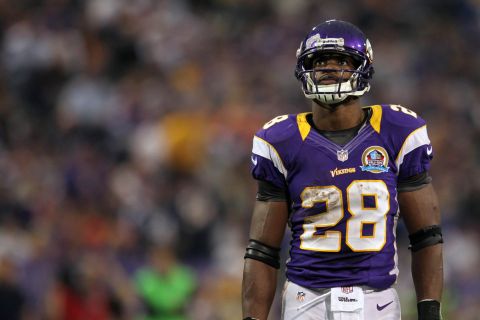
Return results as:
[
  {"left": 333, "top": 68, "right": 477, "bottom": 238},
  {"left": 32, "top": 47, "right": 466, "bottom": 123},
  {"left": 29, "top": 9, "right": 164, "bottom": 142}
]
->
[{"left": 251, "top": 104, "right": 433, "bottom": 290}]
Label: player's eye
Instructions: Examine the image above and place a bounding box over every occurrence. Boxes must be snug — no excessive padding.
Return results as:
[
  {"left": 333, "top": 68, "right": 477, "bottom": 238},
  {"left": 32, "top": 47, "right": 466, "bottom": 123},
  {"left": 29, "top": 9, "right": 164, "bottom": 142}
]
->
[
  {"left": 313, "top": 56, "right": 349, "bottom": 68},
  {"left": 313, "top": 59, "right": 326, "bottom": 67}
]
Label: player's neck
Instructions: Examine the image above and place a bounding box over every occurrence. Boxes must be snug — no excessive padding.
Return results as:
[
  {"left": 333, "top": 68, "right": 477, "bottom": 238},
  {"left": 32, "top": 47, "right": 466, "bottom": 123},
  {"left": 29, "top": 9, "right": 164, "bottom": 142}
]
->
[{"left": 311, "top": 99, "right": 365, "bottom": 131}]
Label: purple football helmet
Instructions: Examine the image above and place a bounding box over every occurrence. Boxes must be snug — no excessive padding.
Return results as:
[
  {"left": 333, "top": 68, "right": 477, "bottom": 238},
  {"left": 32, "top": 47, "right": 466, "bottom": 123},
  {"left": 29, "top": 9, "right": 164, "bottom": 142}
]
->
[{"left": 295, "top": 20, "right": 374, "bottom": 104}]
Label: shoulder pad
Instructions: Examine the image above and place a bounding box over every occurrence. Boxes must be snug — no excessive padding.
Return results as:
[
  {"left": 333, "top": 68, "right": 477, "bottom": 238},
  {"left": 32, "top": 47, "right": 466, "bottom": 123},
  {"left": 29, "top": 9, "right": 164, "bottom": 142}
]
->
[
  {"left": 252, "top": 113, "right": 306, "bottom": 181},
  {"left": 255, "top": 114, "right": 301, "bottom": 145},
  {"left": 375, "top": 104, "right": 426, "bottom": 133}
]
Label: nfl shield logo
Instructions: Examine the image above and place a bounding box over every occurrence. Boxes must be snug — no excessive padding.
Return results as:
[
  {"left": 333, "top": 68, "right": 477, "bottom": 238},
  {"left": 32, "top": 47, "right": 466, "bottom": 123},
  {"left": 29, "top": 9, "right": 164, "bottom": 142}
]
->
[
  {"left": 337, "top": 149, "right": 349, "bottom": 162},
  {"left": 296, "top": 291, "right": 306, "bottom": 302},
  {"left": 341, "top": 286, "right": 353, "bottom": 294}
]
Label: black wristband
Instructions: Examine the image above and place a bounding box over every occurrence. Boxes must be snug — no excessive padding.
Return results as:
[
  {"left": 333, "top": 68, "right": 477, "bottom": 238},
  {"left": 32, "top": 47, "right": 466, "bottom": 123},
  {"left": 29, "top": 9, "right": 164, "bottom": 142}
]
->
[
  {"left": 244, "top": 239, "right": 281, "bottom": 269},
  {"left": 417, "top": 300, "right": 441, "bottom": 320}
]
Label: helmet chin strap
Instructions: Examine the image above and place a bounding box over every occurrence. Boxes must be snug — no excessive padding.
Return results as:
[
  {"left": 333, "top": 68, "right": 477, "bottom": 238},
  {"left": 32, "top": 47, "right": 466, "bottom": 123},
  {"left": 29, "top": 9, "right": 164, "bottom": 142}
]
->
[
  {"left": 305, "top": 79, "right": 370, "bottom": 104},
  {"left": 313, "top": 96, "right": 357, "bottom": 110},
  {"left": 313, "top": 88, "right": 349, "bottom": 104}
]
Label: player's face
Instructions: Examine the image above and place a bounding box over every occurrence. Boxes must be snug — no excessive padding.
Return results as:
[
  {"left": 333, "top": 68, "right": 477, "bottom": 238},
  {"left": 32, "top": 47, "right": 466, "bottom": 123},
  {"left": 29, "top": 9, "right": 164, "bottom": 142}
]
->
[{"left": 311, "top": 54, "right": 358, "bottom": 84}]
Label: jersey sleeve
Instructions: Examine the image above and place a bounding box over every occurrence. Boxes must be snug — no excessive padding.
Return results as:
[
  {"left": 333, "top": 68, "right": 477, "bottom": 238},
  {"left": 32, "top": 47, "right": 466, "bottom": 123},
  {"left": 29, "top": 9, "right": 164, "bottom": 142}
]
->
[
  {"left": 251, "top": 132, "right": 290, "bottom": 190},
  {"left": 251, "top": 137, "right": 287, "bottom": 189},
  {"left": 382, "top": 105, "right": 433, "bottom": 181},
  {"left": 250, "top": 114, "right": 300, "bottom": 190},
  {"left": 396, "top": 132, "right": 433, "bottom": 181}
]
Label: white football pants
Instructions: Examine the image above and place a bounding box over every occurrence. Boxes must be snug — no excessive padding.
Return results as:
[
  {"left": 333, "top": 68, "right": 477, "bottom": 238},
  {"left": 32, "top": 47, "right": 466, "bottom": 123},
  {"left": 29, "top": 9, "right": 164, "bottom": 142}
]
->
[{"left": 281, "top": 281, "right": 401, "bottom": 320}]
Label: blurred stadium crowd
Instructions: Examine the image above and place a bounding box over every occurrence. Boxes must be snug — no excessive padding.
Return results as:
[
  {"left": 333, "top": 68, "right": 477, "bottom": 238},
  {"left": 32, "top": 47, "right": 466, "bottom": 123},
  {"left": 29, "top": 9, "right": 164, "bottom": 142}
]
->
[{"left": 0, "top": 0, "right": 478, "bottom": 319}]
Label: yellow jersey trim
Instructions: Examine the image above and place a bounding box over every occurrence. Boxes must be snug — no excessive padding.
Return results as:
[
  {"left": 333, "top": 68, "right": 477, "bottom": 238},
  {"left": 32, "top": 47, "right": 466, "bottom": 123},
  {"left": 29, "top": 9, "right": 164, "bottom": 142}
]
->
[
  {"left": 297, "top": 112, "right": 311, "bottom": 141},
  {"left": 368, "top": 105, "right": 382, "bottom": 134}
]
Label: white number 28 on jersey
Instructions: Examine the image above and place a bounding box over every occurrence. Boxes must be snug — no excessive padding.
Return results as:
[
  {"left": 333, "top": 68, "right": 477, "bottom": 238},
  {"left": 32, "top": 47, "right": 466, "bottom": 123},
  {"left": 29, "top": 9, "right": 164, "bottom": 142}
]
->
[{"left": 300, "top": 180, "right": 390, "bottom": 252}]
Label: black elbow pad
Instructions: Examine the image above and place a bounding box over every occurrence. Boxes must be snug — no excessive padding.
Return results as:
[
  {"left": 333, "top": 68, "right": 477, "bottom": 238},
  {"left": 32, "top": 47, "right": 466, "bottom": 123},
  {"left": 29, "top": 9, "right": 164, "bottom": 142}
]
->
[
  {"left": 408, "top": 225, "right": 443, "bottom": 252},
  {"left": 244, "top": 239, "right": 281, "bottom": 269}
]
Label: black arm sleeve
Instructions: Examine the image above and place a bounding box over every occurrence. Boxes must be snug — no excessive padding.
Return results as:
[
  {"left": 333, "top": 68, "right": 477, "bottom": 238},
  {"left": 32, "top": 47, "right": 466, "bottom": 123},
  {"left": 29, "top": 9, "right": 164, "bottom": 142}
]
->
[
  {"left": 256, "top": 180, "right": 288, "bottom": 202},
  {"left": 397, "top": 171, "right": 432, "bottom": 193}
]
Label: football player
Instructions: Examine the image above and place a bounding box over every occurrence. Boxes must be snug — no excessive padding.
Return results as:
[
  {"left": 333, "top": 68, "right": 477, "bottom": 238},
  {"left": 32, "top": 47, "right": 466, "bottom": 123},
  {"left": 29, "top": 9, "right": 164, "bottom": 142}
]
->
[{"left": 242, "top": 20, "right": 443, "bottom": 320}]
